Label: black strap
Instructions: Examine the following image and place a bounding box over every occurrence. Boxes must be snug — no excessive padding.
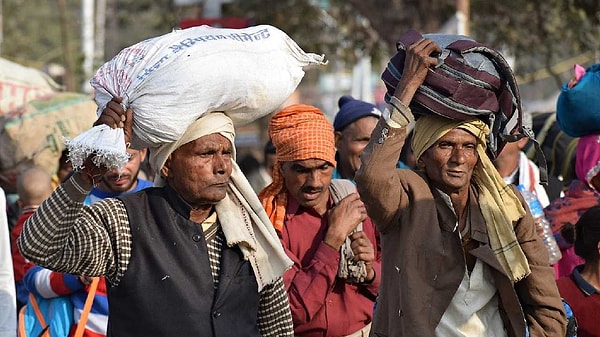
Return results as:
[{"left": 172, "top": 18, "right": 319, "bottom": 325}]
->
[{"left": 501, "top": 128, "right": 549, "bottom": 185}]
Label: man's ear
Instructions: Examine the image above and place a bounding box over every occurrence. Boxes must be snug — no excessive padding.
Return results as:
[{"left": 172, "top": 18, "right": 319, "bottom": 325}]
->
[
  {"left": 160, "top": 157, "right": 171, "bottom": 179},
  {"left": 416, "top": 156, "right": 425, "bottom": 169},
  {"left": 139, "top": 148, "right": 148, "bottom": 159},
  {"left": 334, "top": 131, "right": 343, "bottom": 148}
]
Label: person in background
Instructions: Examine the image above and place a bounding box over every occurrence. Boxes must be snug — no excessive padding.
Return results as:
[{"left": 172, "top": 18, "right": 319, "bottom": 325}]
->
[
  {"left": 240, "top": 140, "right": 277, "bottom": 194},
  {"left": 10, "top": 166, "right": 54, "bottom": 310},
  {"left": 263, "top": 139, "right": 277, "bottom": 181},
  {"left": 137, "top": 150, "right": 154, "bottom": 183},
  {"left": 12, "top": 166, "right": 109, "bottom": 337},
  {"left": 259, "top": 104, "right": 381, "bottom": 336},
  {"left": 493, "top": 113, "right": 551, "bottom": 207},
  {"left": 556, "top": 205, "right": 600, "bottom": 337},
  {"left": 397, "top": 129, "right": 416, "bottom": 170},
  {"left": 332, "top": 95, "right": 382, "bottom": 181},
  {"left": 0, "top": 186, "right": 17, "bottom": 337},
  {"left": 84, "top": 147, "right": 152, "bottom": 205},
  {"left": 355, "top": 35, "right": 565, "bottom": 336},
  {"left": 22, "top": 265, "right": 107, "bottom": 337},
  {"left": 545, "top": 133, "right": 600, "bottom": 279},
  {"left": 18, "top": 98, "right": 294, "bottom": 337}
]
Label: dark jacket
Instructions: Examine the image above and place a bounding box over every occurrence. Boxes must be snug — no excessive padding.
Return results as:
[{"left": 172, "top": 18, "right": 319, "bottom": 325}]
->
[
  {"left": 109, "top": 186, "right": 260, "bottom": 337},
  {"left": 355, "top": 119, "right": 566, "bottom": 337}
]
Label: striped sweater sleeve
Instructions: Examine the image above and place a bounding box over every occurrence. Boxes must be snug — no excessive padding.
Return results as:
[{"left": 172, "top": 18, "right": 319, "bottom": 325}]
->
[
  {"left": 257, "top": 277, "right": 295, "bottom": 336},
  {"left": 17, "top": 175, "right": 132, "bottom": 286}
]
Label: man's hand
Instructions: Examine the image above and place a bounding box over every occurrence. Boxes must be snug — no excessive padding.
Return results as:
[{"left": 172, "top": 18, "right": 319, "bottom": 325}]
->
[
  {"left": 394, "top": 38, "right": 441, "bottom": 105},
  {"left": 324, "top": 193, "right": 368, "bottom": 250},
  {"left": 350, "top": 231, "right": 376, "bottom": 282},
  {"left": 79, "top": 154, "right": 107, "bottom": 187},
  {"left": 78, "top": 97, "right": 134, "bottom": 187},
  {"left": 93, "top": 96, "right": 134, "bottom": 145}
]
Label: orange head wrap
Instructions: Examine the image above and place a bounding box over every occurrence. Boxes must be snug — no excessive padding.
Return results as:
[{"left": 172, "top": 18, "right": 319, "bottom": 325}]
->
[{"left": 258, "top": 104, "right": 336, "bottom": 232}]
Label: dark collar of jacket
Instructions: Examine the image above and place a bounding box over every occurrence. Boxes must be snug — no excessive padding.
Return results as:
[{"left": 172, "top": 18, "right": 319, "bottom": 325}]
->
[
  {"left": 427, "top": 179, "right": 511, "bottom": 279},
  {"left": 161, "top": 183, "right": 194, "bottom": 219}
]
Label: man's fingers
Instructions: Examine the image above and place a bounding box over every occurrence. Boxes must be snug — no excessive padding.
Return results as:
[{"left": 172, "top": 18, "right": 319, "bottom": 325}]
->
[
  {"left": 124, "top": 108, "right": 134, "bottom": 130},
  {"left": 408, "top": 38, "right": 441, "bottom": 67},
  {"left": 94, "top": 97, "right": 131, "bottom": 130},
  {"left": 94, "top": 114, "right": 119, "bottom": 128},
  {"left": 124, "top": 108, "right": 134, "bottom": 144},
  {"left": 351, "top": 237, "right": 375, "bottom": 263},
  {"left": 106, "top": 100, "right": 126, "bottom": 122},
  {"left": 412, "top": 38, "right": 441, "bottom": 54},
  {"left": 340, "top": 192, "right": 360, "bottom": 203}
]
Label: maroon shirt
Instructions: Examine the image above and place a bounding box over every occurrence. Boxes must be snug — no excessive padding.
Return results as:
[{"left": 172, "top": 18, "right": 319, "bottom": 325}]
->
[
  {"left": 557, "top": 266, "right": 600, "bottom": 337},
  {"left": 280, "top": 194, "right": 381, "bottom": 336},
  {"left": 11, "top": 212, "right": 35, "bottom": 283}
]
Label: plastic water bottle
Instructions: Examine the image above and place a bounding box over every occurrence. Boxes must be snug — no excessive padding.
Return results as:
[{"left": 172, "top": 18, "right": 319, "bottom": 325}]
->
[{"left": 517, "top": 184, "right": 562, "bottom": 265}]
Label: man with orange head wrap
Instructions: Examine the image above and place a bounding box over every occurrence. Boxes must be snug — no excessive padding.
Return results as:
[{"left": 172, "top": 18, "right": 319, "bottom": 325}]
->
[{"left": 259, "top": 104, "right": 381, "bottom": 337}]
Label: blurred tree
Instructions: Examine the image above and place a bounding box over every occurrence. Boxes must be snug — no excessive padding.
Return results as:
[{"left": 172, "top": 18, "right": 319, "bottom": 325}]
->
[
  {"left": 339, "top": 0, "right": 456, "bottom": 51},
  {"left": 104, "top": 0, "right": 180, "bottom": 59},
  {"left": 224, "top": 0, "right": 390, "bottom": 68},
  {"left": 471, "top": 0, "right": 600, "bottom": 87},
  {"left": 225, "top": 0, "right": 599, "bottom": 87},
  {"left": 1, "top": 0, "right": 180, "bottom": 91},
  {"left": 1, "top": 0, "right": 598, "bottom": 93},
  {"left": 331, "top": 0, "right": 599, "bottom": 86},
  {"left": 2, "top": 0, "right": 81, "bottom": 85}
]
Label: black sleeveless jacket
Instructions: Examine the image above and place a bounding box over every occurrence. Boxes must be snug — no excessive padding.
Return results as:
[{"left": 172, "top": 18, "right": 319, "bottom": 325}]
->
[{"left": 107, "top": 186, "right": 260, "bottom": 337}]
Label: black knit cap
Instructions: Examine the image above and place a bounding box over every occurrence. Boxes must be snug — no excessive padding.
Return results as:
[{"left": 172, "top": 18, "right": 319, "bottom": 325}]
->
[{"left": 333, "top": 95, "right": 382, "bottom": 132}]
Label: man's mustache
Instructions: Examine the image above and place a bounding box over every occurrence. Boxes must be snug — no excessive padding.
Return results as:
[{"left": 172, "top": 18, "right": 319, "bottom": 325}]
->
[{"left": 301, "top": 186, "right": 324, "bottom": 194}]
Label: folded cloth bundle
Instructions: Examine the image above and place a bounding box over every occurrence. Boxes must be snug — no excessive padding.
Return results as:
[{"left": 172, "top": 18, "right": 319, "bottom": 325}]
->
[{"left": 381, "top": 29, "right": 523, "bottom": 159}]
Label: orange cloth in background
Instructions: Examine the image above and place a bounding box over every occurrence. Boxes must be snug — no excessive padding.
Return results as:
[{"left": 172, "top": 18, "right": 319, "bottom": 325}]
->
[{"left": 259, "top": 104, "right": 336, "bottom": 232}]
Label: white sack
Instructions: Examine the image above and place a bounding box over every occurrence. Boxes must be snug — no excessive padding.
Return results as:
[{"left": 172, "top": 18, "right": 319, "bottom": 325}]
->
[{"left": 65, "top": 24, "right": 326, "bottom": 170}]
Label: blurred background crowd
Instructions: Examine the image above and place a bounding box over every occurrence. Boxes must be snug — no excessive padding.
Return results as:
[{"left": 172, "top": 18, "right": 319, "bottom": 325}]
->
[
  {"left": 0, "top": 0, "right": 598, "bottom": 178},
  {"left": 1, "top": 1, "right": 600, "bottom": 336}
]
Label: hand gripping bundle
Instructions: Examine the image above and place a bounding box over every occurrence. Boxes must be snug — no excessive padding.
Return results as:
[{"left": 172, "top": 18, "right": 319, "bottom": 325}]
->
[
  {"left": 65, "top": 24, "right": 326, "bottom": 171},
  {"left": 381, "top": 29, "right": 547, "bottom": 182}
]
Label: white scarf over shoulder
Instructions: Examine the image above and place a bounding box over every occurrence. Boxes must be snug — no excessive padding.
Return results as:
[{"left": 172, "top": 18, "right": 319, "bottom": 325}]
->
[{"left": 151, "top": 112, "right": 292, "bottom": 291}]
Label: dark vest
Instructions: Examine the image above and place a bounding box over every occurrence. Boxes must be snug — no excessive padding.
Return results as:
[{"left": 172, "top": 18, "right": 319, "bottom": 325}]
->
[{"left": 107, "top": 186, "right": 260, "bottom": 337}]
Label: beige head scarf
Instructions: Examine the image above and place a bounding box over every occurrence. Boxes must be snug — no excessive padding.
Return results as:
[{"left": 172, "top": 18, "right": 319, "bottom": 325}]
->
[
  {"left": 150, "top": 112, "right": 292, "bottom": 291},
  {"left": 412, "top": 114, "right": 530, "bottom": 282}
]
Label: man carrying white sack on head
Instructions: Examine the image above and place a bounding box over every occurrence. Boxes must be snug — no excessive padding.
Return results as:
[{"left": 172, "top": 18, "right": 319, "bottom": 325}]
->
[
  {"left": 17, "top": 98, "right": 296, "bottom": 336},
  {"left": 18, "top": 25, "right": 326, "bottom": 337},
  {"left": 17, "top": 24, "right": 327, "bottom": 337}
]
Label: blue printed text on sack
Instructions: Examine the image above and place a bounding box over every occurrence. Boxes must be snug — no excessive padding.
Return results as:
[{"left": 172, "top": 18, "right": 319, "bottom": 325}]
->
[{"left": 136, "top": 28, "right": 272, "bottom": 82}]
